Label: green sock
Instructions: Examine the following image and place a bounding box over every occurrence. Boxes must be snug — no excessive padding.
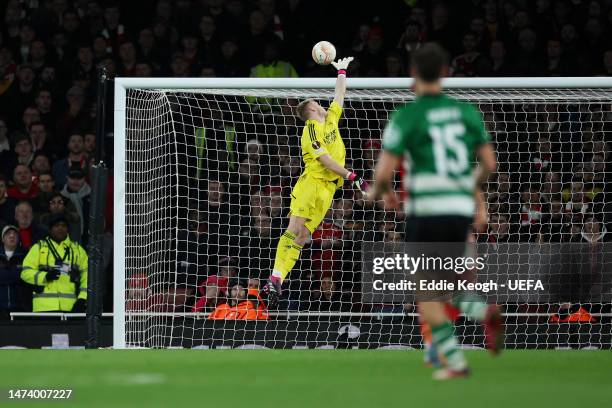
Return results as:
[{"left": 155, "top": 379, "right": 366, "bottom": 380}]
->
[
  {"left": 431, "top": 321, "right": 467, "bottom": 370},
  {"left": 452, "top": 292, "right": 488, "bottom": 322}
]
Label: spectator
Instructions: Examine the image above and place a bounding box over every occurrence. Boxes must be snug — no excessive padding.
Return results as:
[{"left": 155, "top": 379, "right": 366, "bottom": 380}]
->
[
  {"left": 83, "top": 133, "right": 96, "bottom": 157},
  {"left": 199, "top": 15, "right": 222, "bottom": 64},
  {"left": 451, "top": 32, "right": 482, "bottom": 77},
  {"left": 74, "top": 44, "right": 95, "bottom": 83},
  {"left": 352, "top": 24, "right": 370, "bottom": 53},
  {"left": 0, "top": 64, "right": 36, "bottom": 128},
  {"left": 179, "top": 33, "right": 202, "bottom": 72},
  {"left": 515, "top": 28, "right": 544, "bottom": 76},
  {"left": 0, "top": 118, "right": 10, "bottom": 153},
  {"left": 0, "top": 225, "right": 28, "bottom": 316},
  {"left": 101, "top": 4, "right": 127, "bottom": 54},
  {"left": 240, "top": 214, "right": 274, "bottom": 273},
  {"left": 488, "top": 41, "right": 512, "bottom": 76},
  {"left": 60, "top": 167, "right": 91, "bottom": 243},
  {"left": 429, "top": 3, "right": 453, "bottom": 49},
  {"left": 192, "top": 256, "right": 237, "bottom": 313},
  {"left": 31, "top": 169, "right": 54, "bottom": 206},
  {"left": 311, "top": 214, "right": 343, "bottom": 278},
  {"left": 55, "top": 86, "right": 90, "bottom": 143},
  {"left": 480, "top": 213, "right": 514, "bottom": 244},
  {"left": 0, "top": 176, "right": 17, "bottom": 225},
  {"left": 28, "top": 122, "right": 54, "bottom": 157},
  {"left": 539, "top": 200, "right": 567, "bottom": 243},
  {"left": 396, "top": 19, "right": 423, "bottom": 68},
  {"left": 32, "top": 153, "right": 52, "bottom": 178},
  {"left": 306, "top": 276, "right": 350, "bottom": 312},
  {"left": 208, "top": 280, "right": 267, "bottom": 320},
  {"left": 383, "top": 52, "right": 405, "bottom": 77},
  {"left": 249, "top": 41, "right": 297, "bottom": 78},
  {"left": 169, "top": 53, "right": 190, "bottom": 77},
  {"left": 19, "top": 107, "right": 41, "bottom": 136},
  {"left": 541, "top": 172, "right": 563, "bottom": 204},
  {"left": 563, "top": 180, "right": 590, "bottom": 220},
  {"left": 531, "top": 135, "right": 555, "bottom": 173},
  {"left": 137, "top": 28, "right": 163, "bottom": 66},
  {"left": 14, "top": 201, "right": 46, "bottom": 250},
  {"left": 62, "top": 10, "right": 84, "bottom": 44},
  {"left": 359, "top": 27, "right": 386, "bottom": 76},
  {"left": 134, "top": 61, "right": 154, "bottom": 77},
  {"left": 217, "top": 39, "right": 246, "bottom": 77},
  {"left": 21, "top": 213, "right": 88, "bottom": 312},
  {"left": 332, "top": 197, "right": 363, "bottom": 243},
  {"left": 7, "top": 164, "right": 39, "bottom": 201},
  {"left": 52, "top": 133, "right": 87, "bottom": 188},
  {"left": 118, "top": 41, "right": 138, "bottom": 77},
  {"left": 519, "top": 186, "right": 543, "bottom": 238},
  {"left": 29, "top": 40, "right": 47, "bottom": 72},
  {"left": 244, "top": 10, "right": 277, "bottom": 67},
  {"left": 545, "top": 39, "right": 578, "bottom": 76},
  {"left": 0, "top": 133, "right": 34, "bottom": 175}
]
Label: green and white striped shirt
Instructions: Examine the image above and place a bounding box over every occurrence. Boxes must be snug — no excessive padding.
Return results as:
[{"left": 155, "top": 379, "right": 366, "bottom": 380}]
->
[{"left": 382, "top": 93, "right": 490, "bottom": 217}]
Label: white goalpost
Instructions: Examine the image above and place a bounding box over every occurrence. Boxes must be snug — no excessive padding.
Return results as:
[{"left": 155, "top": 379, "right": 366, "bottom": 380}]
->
[{"left": 113, "top": 77, "right": 612, "bottom": 349}]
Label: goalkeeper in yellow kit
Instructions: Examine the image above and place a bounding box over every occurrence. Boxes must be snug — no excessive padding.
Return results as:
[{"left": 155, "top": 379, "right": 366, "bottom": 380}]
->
[{"left": 261, "top": 57, "right": 368, "bottom": 307}]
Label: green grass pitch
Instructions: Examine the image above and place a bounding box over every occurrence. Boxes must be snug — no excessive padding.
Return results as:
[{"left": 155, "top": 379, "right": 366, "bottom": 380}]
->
[{"left": 1, "top": 350, "right": 610, "bottom": 407}]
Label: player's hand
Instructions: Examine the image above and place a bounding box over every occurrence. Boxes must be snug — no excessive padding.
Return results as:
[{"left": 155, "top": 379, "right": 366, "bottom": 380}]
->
[
  {"left": 332, "top": 57, "right": 354, "bottom": 71},
  {"left": 347, "top": 172, "right": 369, "bottom": 193},
  {"left": 381, "top": 191, "right": 401, "bottom": 211},
  {"left": 473, "top": 204, "right": 488, "bottom": 233}
]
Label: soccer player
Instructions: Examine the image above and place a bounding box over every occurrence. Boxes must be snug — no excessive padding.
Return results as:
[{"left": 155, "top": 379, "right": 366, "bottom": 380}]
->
[
  {"left": 261, "top": 56, "right": 368, "bottom": 307},
  {"left": 370, "top": 43, "right": 503, "bottom": 380}
]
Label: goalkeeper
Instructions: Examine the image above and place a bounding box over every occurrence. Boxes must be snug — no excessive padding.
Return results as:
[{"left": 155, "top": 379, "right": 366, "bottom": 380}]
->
[{"left": 261, "top": 56, "right": 368, "bottom": 307}]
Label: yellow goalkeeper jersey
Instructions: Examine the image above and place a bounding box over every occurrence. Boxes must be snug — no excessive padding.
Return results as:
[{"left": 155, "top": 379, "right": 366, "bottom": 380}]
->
[{"left": 300, "top": 100, "right": 346, "bottom": 186}]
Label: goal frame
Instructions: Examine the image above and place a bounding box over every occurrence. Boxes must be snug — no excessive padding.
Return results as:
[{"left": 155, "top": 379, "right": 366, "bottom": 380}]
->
[{"left": 113, "top": 76, "right": 612, "bottom": 349}]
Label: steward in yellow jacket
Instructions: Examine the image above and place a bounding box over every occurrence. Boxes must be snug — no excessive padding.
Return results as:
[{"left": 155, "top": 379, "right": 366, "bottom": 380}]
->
[{"left": 21, "top": 214, "right": 88, "bottom": 312}]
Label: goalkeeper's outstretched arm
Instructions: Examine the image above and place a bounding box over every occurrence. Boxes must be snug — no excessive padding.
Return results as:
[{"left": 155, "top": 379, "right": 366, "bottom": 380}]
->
[{"left": 331, "top": 57, "right": 353, "bottom": 107}]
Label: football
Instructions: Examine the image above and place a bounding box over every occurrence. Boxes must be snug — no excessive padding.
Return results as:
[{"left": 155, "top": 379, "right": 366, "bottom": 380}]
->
[{"left": 312, "top": 41, "right": 336, "bottom": 65}]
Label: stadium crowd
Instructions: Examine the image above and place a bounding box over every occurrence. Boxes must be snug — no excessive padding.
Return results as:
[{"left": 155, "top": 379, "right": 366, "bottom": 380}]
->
[{"left": 0, "top": 0, "right": 610, "bottom": 316}]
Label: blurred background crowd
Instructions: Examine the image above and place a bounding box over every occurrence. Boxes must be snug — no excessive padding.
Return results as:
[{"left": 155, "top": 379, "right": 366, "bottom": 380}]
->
[{"left": 0, "top": 0, "right": 610, "bottom": 316}]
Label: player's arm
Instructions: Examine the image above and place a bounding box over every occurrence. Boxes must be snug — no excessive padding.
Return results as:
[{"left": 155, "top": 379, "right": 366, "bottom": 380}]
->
[
  {"left": 371, "top": 114, "right": 406, "bottom": 203},
  {"left": 305, "top": 122, "right": 368, "bottom": 193},
  {"left": 317, "top": 154, "right": 369, "bottom": 193},
  {"left": 370, "top": 150, "right": 401, "bottom": 201},
  {"left": 331, "top": 57, "right": 354, "bottom": 107},
  {"left": 475, "top": 142, "right": 496, "bottom": 186},
  {"left": 472, "top": 143, "right": 496, "bottom": 231}
]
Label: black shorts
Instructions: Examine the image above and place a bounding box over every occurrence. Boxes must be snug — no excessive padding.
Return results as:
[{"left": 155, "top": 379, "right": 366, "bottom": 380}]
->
[
  {"left": 403, "top": 215, "right": 472, "bottom": 243},
  {"left": 403, "top": 216, "right": 473, "bottom": 302}
]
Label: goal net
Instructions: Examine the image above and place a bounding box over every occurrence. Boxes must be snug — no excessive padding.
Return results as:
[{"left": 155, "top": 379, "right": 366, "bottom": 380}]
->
[{"left": 114, "top": 78, "right": 612, "bottom": 349}]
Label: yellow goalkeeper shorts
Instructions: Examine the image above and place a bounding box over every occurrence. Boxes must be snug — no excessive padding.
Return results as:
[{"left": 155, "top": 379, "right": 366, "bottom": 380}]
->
[{"left": 289, "top": 173, "right": 338, "bottom": 233}]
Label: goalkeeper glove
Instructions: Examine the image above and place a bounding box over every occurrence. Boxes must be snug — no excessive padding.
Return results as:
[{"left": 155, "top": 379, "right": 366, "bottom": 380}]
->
[
  {"left": 332, "top": 57, "right": 354, "bottom": 75},
  {"left": 346, "top": 171, "right": 369, "bottom": 193}
]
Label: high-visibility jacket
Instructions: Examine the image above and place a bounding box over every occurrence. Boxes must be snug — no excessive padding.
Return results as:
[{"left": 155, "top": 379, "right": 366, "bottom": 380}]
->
[
  {"left": 550, "top": 307, "right": 596, "bottom": 323},
  {"left": 21, "top": 237, "right": 88, "bottom": 312},
  {"left": 249, "top": 60, "right": 298, "bottom": 79},
  {"left": 209, "top": 300, "right": 259, "bottom": 320},
  {"left": 208, "top": 291, "right": 268, "bottom": 320},
  {"left": 247, "top": 60, "right": 298, "bottom": 107},
  {"left": 247, "top": 288, "right": 269, "bottom": 320}
]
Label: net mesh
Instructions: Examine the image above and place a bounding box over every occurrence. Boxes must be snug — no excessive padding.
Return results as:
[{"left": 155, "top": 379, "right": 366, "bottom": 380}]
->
[{"left": 121, "top": 87, "right": 612, "bottom": 349}]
